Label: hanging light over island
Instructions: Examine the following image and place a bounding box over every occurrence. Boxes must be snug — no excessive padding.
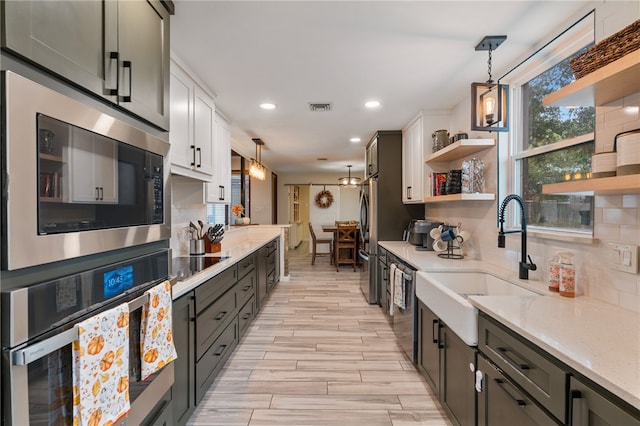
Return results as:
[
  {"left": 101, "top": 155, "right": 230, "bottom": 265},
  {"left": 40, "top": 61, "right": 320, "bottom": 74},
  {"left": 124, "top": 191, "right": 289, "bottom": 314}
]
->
[{"left": 250, "top": 138, "right": 267, "bottom": 181}]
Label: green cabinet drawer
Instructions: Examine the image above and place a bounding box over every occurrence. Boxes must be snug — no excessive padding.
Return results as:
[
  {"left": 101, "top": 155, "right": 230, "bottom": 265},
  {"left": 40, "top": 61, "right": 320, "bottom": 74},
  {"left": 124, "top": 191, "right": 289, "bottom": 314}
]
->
[
  {"left": 195, "top": 318, "right": 238, "bottom": 404},
  {"left": 194, "top": 266, "right": 237, "bottom": 313},
  {"left": 236, "top": 269, "right": 256, "bottom": 310},
  {"left": 569, "top": 376, "right": 640, "bottom": 426},
  {"left": 479, "top": 313, "right": 567, "bottom": 422},
  {"left": 238, "top": 253, "right": 256, "bottom": 279},
  {"left": 238, "top": 296, "right": 256, "bottom": 338},
  {"left": 195, "top": 287, "right": 236, "bottom": 360}
]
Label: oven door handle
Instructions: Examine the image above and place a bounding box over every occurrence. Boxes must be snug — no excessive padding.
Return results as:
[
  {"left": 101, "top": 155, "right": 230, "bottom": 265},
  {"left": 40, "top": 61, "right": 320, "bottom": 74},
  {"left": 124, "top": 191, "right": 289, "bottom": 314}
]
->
[{"left": 12, "top": 291, "right": 152, "bottom": 366}]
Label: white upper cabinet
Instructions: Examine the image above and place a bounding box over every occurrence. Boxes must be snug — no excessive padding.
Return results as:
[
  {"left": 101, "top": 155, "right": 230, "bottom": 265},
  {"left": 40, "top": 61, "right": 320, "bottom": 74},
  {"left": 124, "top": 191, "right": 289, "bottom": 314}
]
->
[
  {"left": 205, "top": 113, "right": 232, "bottom": 204},
  {"left": 169, "top": 60, "right": 215, "bottom": 181},
  {"left": 402, "top": 115, "right": 424, "bottom": 204}
]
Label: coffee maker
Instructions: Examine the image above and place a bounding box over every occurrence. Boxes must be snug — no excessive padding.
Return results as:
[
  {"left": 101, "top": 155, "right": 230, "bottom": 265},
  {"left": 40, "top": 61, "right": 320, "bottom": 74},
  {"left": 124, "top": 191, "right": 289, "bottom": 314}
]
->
[{"left": 406, "top": 219, "right": 443, "bottom": 251}]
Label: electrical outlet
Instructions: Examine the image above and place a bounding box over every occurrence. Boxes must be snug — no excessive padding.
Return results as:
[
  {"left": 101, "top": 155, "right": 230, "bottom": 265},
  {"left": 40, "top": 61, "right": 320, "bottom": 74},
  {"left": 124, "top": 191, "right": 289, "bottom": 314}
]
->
[{"left": 607, "top": 243, "right": 639, "bottom": 274}]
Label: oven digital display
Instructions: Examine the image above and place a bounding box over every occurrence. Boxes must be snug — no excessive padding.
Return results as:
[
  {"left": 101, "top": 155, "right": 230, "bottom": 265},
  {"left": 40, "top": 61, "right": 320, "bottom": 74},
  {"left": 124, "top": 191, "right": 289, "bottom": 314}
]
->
[{"left": 103, "top": 265, "right": 134, "bottom": 298}]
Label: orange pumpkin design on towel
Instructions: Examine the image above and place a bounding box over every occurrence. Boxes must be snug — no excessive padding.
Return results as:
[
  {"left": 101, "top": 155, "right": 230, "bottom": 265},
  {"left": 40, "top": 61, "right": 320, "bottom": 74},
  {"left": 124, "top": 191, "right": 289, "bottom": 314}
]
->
[
  {"left": 152, "top": 294, "right": 160, "bottom": 308},
  {"left": 117, "top": 311, "right": 129, "bottom": 328},
  {"left": 144, "top": 348, "right": 159, "bottom": 364},
  {"left": 100, "top": 350, "right": 115, "bottom": 371},
  {"left": 87, "top": 335, "right": 105, "bottom": 355},
  {"left": 117, "top": 376, "right": 129, "bottom": 393}
]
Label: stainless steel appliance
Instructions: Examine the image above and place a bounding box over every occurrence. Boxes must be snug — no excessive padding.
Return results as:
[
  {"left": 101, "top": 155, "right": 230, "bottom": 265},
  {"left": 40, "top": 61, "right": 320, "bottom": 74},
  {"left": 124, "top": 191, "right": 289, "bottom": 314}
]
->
[
  {"left": 358, "top": 131, "right": 422, "bottom": 305},
  {"left": 407, "top": 219, "right": 443, "bottom": 251},
  {"left": 2, "top": 71, "right": 170, "bottom": 271},
  {"left": 388, "top": 253, "right": 417, "bottom": 361},
  {"left": 2, "top": 250, "right": 174, "bottom": 425}
]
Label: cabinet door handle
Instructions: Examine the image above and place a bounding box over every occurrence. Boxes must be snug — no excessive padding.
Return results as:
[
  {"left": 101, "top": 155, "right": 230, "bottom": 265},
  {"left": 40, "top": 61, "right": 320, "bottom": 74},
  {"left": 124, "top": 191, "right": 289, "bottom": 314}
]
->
[
  {"left": 214, "top": 311, "right": 227, "bottom": 321},
  {"left": 432, "top": 319, "right": 439, "bottom": 344},
  {"left": 568, "top": 390, "right": 582, "bottom": 425},
  {"left": 407, "top": 186, "right": 412, "bottom": 199},
  {"left": 242, "top": 313, "right": 251, "bottom": 320},
  {"left": 190, "top": 145, "right": 196, "bottom": 166},
  {"left": 494, "top": 378, "right": 527, "bottom": 406},
  {"left": 95, "top": 187, "right": 100, "bottom": 200},
  {"left": 197, "top": 147, "right": 202, "bottom": 168},
  {"left": 497, "top": 347, "right": 530, "bottom": 370},
  {"left": 121, "top": 60, "right": 132, "bottom": 102},
  {"left": 242, "top": 285, "right": 251, "bottom": 292},
  {"left": 213, "top": 344, "right": 227, "bottom": 357},
  {"left": 219, "top": 185, "right": 224, "bottom": 201},
  {"left": 106, "top": 51, "right": 119, "bottom": 96},
  {"left": 99, "top": 187, "right": 104, "bottom": 201}
]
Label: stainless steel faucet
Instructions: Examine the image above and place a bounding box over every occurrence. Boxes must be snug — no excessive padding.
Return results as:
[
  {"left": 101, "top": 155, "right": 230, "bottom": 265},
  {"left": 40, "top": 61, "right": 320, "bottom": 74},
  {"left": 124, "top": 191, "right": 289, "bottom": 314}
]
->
[{"left": 498, "top": 194, "right": 537, "bottom": 279}]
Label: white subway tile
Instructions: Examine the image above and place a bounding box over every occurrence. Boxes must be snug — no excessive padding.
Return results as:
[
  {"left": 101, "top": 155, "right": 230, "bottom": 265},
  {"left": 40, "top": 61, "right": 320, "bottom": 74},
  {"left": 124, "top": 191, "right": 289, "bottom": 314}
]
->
[
  {"left": 602, "top": 208, "right": 637, "bottom": 225},
  {"left": 594, "top": 223, "right": 620, "bottom": 241},
  {"left": 590, "top": 285, "right": 620, "bottom": 305},
  {"left": 622, "top": 195, "right": 640, "bottom": 208},
  {"left": 594, "top": 194, "right": 623, "bottom": 208},
  {"left": 604, "top": 107, "right": 638, "bottom": 128}
]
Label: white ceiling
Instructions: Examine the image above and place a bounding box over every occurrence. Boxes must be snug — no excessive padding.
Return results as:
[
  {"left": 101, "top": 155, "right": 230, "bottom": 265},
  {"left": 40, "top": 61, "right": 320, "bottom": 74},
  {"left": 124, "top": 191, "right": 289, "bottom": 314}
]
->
[{"left": 171, "top": 0, "right": 593, "bottom": 174}]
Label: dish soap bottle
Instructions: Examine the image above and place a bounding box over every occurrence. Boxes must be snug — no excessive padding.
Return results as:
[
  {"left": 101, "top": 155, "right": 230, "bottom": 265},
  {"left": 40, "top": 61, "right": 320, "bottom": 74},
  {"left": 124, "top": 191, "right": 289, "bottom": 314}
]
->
[
  {"left": 548, "top": 252, "right": 561, "bottom": 292},
  {"left": 559, "top": 252, "right": 576, "bottom": 298}
]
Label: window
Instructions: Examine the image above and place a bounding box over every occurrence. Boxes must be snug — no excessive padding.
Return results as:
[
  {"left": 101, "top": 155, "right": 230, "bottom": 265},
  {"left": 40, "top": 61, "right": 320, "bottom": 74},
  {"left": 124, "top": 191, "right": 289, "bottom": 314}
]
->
[{"left": 510, "top": 13, "right": 595, "bottom": 233}]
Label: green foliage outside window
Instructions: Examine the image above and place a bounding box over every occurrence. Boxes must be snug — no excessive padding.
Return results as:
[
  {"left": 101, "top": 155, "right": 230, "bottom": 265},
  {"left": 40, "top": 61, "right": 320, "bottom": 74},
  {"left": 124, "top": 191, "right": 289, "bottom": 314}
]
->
[{"left": 519, "top": 48, "right": 595, "bottom": 231}]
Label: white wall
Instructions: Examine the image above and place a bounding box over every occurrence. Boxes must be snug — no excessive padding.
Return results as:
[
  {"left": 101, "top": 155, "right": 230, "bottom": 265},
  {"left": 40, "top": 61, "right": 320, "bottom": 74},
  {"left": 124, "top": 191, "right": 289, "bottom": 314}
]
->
[{"left": 422, "top": 1, "right": 640, "bottom": 312}]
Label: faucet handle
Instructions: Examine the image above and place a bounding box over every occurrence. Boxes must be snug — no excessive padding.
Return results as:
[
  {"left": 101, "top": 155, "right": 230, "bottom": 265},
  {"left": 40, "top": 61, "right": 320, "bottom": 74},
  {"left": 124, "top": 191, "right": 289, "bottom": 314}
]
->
[{"left": 527, "top": 255, "right": 537, "bottom": 271}]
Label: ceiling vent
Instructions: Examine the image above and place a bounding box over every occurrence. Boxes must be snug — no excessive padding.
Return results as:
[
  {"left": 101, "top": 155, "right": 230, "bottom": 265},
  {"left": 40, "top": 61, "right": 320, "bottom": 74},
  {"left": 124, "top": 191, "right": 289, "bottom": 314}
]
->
[{"left": 309, "top": 103, "right": 331, "bottom": 112}]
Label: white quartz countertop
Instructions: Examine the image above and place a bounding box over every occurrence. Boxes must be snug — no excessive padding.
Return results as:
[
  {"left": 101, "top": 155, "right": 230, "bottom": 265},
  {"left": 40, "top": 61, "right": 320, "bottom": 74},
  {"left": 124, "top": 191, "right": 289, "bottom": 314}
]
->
[
  {"left": 379, "top": 240, "right": 640, "bottom": 411},
  {"left": 172, "top": 227, "right": 282, "bottom": 300}
]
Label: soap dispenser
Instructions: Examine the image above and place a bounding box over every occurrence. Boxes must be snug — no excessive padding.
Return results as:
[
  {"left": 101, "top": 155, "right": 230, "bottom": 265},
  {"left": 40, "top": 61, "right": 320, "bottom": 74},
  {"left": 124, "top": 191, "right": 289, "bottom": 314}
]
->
[
  {"left": 559, "top": 252, "right": 576, "bottom": 298},
  {"left": 548, "top": 252, "right": 561, "bottom": 292}
]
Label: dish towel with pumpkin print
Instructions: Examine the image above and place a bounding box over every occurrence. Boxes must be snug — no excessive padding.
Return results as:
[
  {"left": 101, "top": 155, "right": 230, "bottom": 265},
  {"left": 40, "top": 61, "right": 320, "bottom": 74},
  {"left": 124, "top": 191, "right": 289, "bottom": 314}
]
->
[
  {"left": 140, "top": 280, "right": 178, "bottom": 380},
  {"left": 72, "top": 302, "right": 130, "bottom": 426}
]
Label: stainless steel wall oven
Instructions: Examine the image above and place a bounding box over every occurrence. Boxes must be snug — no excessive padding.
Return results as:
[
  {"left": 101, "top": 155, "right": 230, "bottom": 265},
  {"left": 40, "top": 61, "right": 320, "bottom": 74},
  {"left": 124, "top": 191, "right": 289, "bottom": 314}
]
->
[
  {"left": 1, "top": 71, "right": 170, "bottom": 270},
  {"left": 2, "top": 249, "right": 174, "bottom": 425}
]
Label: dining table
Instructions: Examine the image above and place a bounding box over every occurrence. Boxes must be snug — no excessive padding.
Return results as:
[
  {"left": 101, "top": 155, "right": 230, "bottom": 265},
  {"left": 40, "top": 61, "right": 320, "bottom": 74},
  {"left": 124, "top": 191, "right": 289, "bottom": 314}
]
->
[{"left": 322, "top": 223, "right": 361, "bottom": 266}]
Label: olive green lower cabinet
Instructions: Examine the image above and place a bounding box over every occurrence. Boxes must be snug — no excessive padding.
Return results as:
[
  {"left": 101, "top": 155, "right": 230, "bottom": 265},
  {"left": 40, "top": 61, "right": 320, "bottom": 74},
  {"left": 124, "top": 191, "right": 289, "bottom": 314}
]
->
[
  {"left": 418, "top": 304, "right": 640, "bottom": 426},
  {"left": 417, "top": 300, "right": 476, "bottom": 426},
  {"left": 476, "top": 312, "right": 640, "bottom": 426},
  {"left": 172, "top": 293, "right": 196, "bottom": 426},
  {"left": 172, "top": 243, "right": 279, "bottom": 426}
]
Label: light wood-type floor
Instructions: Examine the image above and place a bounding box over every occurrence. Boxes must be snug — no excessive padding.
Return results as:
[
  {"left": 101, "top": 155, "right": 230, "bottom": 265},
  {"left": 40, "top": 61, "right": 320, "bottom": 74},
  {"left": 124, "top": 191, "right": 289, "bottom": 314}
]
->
[{"left": 187, "top": 242, "right": 452, "bottom": 426}]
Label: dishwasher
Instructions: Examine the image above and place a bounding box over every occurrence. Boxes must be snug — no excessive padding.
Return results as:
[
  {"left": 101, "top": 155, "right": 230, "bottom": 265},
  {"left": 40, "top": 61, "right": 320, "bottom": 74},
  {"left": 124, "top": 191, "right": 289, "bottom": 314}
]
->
[{"left": 388, "top": 253, "right": 417, "bottom": 362}]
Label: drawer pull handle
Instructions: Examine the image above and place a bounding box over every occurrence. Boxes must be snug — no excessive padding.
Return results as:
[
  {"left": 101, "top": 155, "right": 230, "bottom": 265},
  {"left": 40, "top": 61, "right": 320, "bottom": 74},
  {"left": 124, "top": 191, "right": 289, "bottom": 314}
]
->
[
  {"left": 213, "top": 344, "right": 227, "bottom": 357},
  {"left": 242, "top": 313, "right": 251, "bottom": 320},
  {"left": 569, "top": 390, "right": 582, "bottom": 425},
  {"left": 432, "top": 319, "right": 439, "bottom": 344},
  {"left": 494, "top": 378, "right": 527, "bottom": 406},
  {"left": 215, "top": 311, "right": 228, "bottom": 321},
  {"left": 497, "top": 347, "right": 530, "bottom": 370},
  {"left": 242, "top": 285, "right": 251, "bottom": 292}
]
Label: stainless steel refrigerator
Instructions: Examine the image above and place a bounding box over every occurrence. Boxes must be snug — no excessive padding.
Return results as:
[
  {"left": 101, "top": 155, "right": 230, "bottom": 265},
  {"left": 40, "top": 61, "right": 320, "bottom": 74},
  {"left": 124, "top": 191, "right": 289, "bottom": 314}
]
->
[{"left": 359, "top": 131, "right": 423, "bottom": 305}]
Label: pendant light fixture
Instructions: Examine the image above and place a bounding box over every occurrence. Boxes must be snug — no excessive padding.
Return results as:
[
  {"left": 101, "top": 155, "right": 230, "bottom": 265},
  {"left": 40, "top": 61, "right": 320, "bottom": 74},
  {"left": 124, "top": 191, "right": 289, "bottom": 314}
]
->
[
  {"left": 339, "top": 165, "right": 361, "bottom": 187},
  {"left": 249, "top": 138, "right": 266, "bottom": 181},
  {"left": 471, "top": 35, "right": 509, "bottom": 132}
]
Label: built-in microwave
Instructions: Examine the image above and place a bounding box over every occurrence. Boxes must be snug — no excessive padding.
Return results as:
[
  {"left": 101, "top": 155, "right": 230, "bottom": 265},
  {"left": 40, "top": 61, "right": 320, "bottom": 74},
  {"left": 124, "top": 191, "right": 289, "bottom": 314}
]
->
[{"left": 1, "top": 71, "right": 171, "bottom": 270}]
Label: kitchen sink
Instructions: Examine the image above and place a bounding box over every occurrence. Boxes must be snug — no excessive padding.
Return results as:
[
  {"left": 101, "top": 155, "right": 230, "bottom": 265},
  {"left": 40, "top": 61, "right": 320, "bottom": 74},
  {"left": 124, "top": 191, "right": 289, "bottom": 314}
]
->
[{"left": 415, "top": 271, "right": 544, "bottom": 346}]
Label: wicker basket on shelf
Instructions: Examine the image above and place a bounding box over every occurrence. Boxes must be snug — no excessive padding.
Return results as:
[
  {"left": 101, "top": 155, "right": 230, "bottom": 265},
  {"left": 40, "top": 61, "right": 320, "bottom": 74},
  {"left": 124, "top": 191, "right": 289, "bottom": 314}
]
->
[{"left": 570, "top": 19, "right": 640, "bottom": 79}]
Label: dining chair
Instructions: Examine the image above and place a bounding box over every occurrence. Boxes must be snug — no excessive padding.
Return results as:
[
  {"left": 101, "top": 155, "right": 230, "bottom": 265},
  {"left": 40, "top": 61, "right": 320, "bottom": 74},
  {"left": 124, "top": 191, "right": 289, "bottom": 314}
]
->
[
  {"left": 309, "top": 223, "right": 333, "bottom": 265},
  {"left": 334, "top": 223, "right": 358, "bottom": 272}
]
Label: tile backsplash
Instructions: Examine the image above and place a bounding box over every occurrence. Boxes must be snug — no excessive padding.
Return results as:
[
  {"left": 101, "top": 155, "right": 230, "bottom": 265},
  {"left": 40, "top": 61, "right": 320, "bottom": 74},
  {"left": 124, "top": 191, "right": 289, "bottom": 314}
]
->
[{"left": 426, "top": 90, "right": 640, "bottom": 314}]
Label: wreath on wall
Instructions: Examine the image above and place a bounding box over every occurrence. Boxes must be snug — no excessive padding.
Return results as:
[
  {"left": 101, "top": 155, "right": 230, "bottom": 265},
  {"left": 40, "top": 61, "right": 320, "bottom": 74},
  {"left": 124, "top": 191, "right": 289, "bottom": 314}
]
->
[{"left": 314, "top": 189, "right": 334, "bottom": 209}]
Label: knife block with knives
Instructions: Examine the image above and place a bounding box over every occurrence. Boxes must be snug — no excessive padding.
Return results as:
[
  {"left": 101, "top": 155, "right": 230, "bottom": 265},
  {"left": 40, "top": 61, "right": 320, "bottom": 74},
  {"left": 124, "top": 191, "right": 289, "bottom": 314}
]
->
[{"left": 204, "top": 223, "right": 225, "bottom": 253}]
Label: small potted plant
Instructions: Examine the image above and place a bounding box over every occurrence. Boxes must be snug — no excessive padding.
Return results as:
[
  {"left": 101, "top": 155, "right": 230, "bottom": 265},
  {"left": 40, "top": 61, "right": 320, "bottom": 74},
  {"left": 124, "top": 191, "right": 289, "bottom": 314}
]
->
[{"left": 231, "top": 204, "right": 246, "bottom": 225}]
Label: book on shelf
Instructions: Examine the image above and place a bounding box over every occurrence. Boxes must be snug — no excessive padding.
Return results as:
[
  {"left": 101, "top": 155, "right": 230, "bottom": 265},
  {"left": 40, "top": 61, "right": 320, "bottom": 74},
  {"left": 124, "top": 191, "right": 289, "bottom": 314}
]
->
[{"left": 40, "top": 172, "right": 63, "bottom": 198}]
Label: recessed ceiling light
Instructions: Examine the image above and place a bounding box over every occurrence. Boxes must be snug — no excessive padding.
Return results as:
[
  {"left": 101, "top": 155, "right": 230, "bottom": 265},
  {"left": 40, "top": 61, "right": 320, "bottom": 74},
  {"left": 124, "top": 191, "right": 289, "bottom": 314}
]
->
[
  {"left": 350, "top": 137, "right": 361, "bottom": 143},
  {"left": 260, "top": 103, "right": 276, "bottom": 110},
  {"left": 365, "top": 100, "right": 381, "bottom": 108}
]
